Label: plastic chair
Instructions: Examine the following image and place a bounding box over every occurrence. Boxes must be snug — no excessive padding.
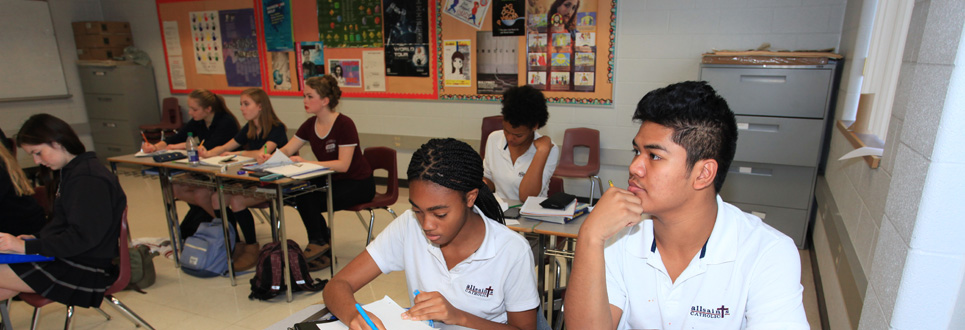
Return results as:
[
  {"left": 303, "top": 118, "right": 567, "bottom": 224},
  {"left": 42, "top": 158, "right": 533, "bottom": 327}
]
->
[
  {"left": 480, "top": 115, "right": 503, "bottom": 158},
  {"left": 344, "top": 147, "right": 399, "bottom": 245},
  {"left": 547, "top": 176, "right": 564, "bottom": 196},
  {"left": 139, "top": 97, "right": 182, "bottom": 143},
  {"left": 18, "top": 208, "right": 155, "bottom": 330},
  {"left": 553, "top": 128, "right": 604, "bottom": 205}
]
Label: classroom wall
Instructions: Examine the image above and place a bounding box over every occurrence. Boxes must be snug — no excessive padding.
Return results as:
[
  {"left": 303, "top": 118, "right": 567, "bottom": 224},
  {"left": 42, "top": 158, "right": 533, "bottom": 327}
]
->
[
  {"left": 99, "top": 0, "right": 847, "bottom": 193},
  {"left": 1, "top": 0, "right": 104, "bottom": 168}
]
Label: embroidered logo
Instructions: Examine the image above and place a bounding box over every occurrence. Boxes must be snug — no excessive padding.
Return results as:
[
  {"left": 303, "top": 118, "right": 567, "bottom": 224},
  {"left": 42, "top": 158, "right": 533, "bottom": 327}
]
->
[
  {"left": 465, "top": 284, "right": 494, "bottom": 298},
  {"left": 690, "top": 305, "right": 730, "bottom": 319},
  {"left": 325, "top": 141, "right": 336, "bottom": 153},
  {"left": 518, "top": 171, "right": 525, "bottom": 177}
]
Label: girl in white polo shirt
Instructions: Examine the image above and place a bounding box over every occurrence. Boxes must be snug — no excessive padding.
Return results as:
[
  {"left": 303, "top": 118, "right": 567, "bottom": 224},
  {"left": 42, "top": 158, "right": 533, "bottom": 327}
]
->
[{"left": 323, "top": 138, "right": 540, "bottom": 330}]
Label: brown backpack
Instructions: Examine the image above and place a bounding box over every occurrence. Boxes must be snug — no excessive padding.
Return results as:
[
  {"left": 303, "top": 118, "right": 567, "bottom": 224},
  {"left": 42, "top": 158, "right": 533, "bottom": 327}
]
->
[{"left": 248, "top": 239, "right": 327, "bottom": 300}]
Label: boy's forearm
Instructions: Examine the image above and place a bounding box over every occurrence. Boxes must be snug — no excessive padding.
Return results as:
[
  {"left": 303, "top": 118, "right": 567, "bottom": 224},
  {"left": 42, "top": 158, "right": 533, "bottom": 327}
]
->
[{"left": 565, "top": 235, "right": 616, "bottom": 330}]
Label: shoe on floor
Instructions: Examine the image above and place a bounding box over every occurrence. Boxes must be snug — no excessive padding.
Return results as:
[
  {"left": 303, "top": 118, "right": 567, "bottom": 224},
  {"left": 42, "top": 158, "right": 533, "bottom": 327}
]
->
[
  {"left": 307, "top": 255, "right": 331, "bottom": 272},
  {"left": 233, "top": 242, "right": 260, "bottom": 271},
  {"left": 232, "top": 242, "right": 247, "bottom": 261},
  {"left": 303, "top": 243, "right": 329, "bottom": 262}
]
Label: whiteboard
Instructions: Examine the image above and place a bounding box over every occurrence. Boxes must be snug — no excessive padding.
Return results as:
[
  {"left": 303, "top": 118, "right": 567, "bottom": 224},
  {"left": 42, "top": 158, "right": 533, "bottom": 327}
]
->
[{"left": 0, "top": 0, "right": 70, "bottom": 102}]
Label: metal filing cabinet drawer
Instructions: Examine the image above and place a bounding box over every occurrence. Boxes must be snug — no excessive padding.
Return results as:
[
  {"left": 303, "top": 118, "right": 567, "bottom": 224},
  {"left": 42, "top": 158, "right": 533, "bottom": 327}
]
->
[
  {"left": 701, "top": 66, "right": 833, "bottom": 118},
  {"left": 79, "top": 62, "right": 160, "bottom": 161},
  {"left": 721, "top": 161, "right": 817, "bottom": 209},
  {"left": 95, "top": 143, "right": 133, "bottom": 160},
  {"left": 90, "top": 118, "right": 136, "bottom": 147},
  {"left": 734, "top": 116, "right": 824, "bottom": 166},
  {"left": 78, "top": 65, "right": 128, "bottom": 94},
  {"left": 84, "top": 93, "right": 129, "bottom": 121},
  {"left": 730, "top": 202, "right": 808, "bottom": 248}
]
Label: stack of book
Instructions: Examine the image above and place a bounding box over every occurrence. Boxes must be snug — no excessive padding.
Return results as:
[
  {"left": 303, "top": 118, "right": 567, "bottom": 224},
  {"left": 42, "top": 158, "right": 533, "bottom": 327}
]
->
[{"left": 520, "top": 197, "right": 589, "bottom": 224}]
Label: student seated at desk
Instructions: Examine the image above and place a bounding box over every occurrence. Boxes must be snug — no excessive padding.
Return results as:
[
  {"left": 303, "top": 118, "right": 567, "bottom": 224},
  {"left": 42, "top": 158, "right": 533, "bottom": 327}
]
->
[
  {"left": 198, "top": 88, "right": 288, "bottom": 271},
  {"left": 483, "top": 85, "right": 559, "bottom": 203},
  {"left": 264, "top": 75, "right": 374, "bottom": 270},
  {"left": 0, "top": 114, "right": 125, "bottom": 309},
  {"left": 323, "top": 138, "right": 539, "bottom": 330},
  {"left": 140, "top": 89, "right": 240, "bottom": 241},
  {"left": 0, "top": 141, "right": 45, "bottom": 236},
  {"left": 564, "top": 81, "right": 808, "bottom": 330}
]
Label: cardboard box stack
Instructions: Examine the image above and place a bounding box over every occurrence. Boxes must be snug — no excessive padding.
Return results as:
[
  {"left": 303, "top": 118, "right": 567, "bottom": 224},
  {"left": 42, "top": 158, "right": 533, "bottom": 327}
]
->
[{"left": 72, "top": 21, "right": 133, "bottom": 60}]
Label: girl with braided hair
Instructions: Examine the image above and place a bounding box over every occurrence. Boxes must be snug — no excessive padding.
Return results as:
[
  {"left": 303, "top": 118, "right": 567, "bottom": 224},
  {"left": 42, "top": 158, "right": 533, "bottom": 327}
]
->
[{"left": 323, "top": 138, "right": 539, "bottom": 330}]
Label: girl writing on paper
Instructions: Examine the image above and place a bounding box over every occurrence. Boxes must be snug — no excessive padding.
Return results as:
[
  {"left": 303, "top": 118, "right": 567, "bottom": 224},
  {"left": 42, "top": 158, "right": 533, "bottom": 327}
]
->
[
  {"left": 264, "top": 75, "right": 374, "bottom": 270},
  {"left": 0, "top": 114, "right": 125, "bottom": 309},
  {"left": 323, "top": 138, "right": 540, "bottom": 330},
  {"left": 0, "top": 140, "right": 46, "bottom": 236},
  {"left": 198, "top": 87, "right": 289, "bottom": 270}
]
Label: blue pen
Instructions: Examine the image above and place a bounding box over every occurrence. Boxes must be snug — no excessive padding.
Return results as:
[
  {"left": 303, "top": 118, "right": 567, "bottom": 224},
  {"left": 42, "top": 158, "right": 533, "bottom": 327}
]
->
[
  {"left": 355, "top": 303, "right": 378, "bottom": 330},
  {"left": 413, "top": 290, "right": 434, "bottom": 327}
]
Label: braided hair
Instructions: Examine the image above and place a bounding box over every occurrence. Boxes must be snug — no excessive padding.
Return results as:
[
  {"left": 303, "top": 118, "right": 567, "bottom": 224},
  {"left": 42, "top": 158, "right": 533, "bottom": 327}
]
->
[{"left": 407, "top": 138, "right": 505, "bottom": 225}]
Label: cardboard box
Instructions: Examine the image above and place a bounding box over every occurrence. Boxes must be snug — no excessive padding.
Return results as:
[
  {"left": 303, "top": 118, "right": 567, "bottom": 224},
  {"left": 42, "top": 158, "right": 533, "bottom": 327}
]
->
[
  {"left": 77, "top": 47, "right": 126, "bottom": 60},
  {"left": 75, "top": 34, "right": 133, "bottom": 49},
  {"left": 72, "top": 21, "right": 131, "bottom": 35}
]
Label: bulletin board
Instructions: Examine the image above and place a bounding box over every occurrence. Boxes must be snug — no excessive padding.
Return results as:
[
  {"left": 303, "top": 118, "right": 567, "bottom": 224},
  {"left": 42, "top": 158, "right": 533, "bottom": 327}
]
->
[
  {"left": 156, "top": 0, "right": 439, "bottom": 99},
  {"left": 437, "top": 0, "right": 615, "bottom": 105}
]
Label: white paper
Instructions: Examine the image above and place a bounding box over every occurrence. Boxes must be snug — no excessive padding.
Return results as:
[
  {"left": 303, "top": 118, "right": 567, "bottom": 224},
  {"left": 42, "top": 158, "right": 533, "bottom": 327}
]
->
[
  {"left": 190, "top": 10, "right": 225, "bottom": 74},
  {"left": 168, "top": 56, "right": 187, "bottom": 90},
  {"left": 362, "top": 50, "right": 386, "bottom": 92},
  {"left": 314, "top": 296, "right": 433, "bottom": 330},
  {"left": 162, "top": 21, "right": 182, "bottom": 56},
  {"left": 494, "top": 194, "right": 509, "bottom": 211},
  {"left": 506, "top": 219, "right": 520, "bottom": 226},
  {"left": 838, "top": 146, "right": 883, "bottom": 161}
]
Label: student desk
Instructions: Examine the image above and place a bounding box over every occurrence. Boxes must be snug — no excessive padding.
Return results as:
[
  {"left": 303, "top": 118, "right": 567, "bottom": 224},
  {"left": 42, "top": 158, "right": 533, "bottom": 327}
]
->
[{"left": 108, "top": 154, "right": 334, "bottom": 302}]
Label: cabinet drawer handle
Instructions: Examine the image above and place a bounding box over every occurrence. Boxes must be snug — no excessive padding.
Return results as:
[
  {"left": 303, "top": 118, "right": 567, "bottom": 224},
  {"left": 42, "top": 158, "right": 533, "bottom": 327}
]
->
[
  {"left": 750, "top": 211, "right": 767, "bottom": 220},
  {"left": 737, "top": 122, "right": 779, "bottom": 132},
  {"left": 731, "top": 166, "right": 773, "bottom": 177},
  {"left": 740, "top": 75, "right": 786, "bottom": 84},
  {"left": 97, "top": 97, "right": 113, "bottom": 102},
  {"left": 102, "top": 122, "right": 117, "bottom": 128}
]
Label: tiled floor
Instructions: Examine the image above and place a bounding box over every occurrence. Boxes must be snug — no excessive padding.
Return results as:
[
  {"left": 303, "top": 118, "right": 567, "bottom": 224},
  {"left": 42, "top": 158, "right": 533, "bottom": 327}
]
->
[{"left": 3, "top": 172, "right": 823, "bottom": 329}]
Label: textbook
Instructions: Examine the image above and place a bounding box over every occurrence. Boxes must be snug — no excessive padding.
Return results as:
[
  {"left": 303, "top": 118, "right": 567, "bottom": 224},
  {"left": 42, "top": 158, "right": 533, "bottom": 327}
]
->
[
  {"left": 520, "top": 197, "right": 589, "bottom": 224},
  {"left": 265, "top": 162, "right": 329, "bottom": 179}
]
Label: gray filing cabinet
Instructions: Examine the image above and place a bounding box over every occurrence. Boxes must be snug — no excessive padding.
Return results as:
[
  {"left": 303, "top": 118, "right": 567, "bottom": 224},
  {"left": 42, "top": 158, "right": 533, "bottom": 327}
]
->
[
  {"left": 78, "top": 62, "right": 159, "bottom": 160},
  {"left": 700, "top": 60, "right": 840, "bottom": 248}
]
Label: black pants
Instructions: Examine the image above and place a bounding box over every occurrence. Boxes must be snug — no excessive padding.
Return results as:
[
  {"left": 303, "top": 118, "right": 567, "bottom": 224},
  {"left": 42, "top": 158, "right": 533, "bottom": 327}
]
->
[{"left": 294, "top": 176, "right": 375, "bottom": 245}]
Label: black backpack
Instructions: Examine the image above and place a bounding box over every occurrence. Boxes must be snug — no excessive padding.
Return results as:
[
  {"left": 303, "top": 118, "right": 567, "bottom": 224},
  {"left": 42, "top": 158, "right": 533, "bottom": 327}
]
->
[{"left": 248, "top": 239, "right": 327, "bottom": 300}]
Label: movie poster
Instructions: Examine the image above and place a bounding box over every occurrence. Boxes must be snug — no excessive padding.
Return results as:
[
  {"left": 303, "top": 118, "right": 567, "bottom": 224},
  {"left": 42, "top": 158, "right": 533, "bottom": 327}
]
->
[
  {"left": 263, "top": 0, "right": 293, "bottom": 51},
  {"left": 444, "top": 40, "right": 471, "bottom": 87},
  {"left": 384, "top": 0, "right": 430, "bottom": 76},
  {"left": 220, "top": 9, "right": 261, "bottom": 86},
  {"left": 329, "top": 59, "right": 362, "bottom": 87},
  {"left": 317, "top": 0, "right": 383, "bottom": 47},
  {"left": 190, "top": 11, "right": 224, "bottom": 74},
  {"left": 444, "top": 0, "right": 491, "bottom": 30},
  {"left": 493, "top": 0, "right": 525, "bottom": 36},
  {"left": 524, "top": 0, "right": 596, "bottom": 92},
  {"left": 476, "top": 31, "right": 517, "bottom": 94},
  {"left": 296, "top": 41, "right": 325, "bottom": 91}
]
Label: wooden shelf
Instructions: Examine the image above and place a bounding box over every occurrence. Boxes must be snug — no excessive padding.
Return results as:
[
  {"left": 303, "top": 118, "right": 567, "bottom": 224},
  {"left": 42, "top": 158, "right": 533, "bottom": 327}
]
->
[{"left": 836, "top": 120, "right": 881, "bottom": 169}]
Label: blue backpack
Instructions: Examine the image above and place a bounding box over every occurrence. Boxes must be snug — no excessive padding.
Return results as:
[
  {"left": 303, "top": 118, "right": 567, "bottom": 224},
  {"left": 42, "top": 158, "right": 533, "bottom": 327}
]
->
[{"left": 180, "top": 218, "right": 236, "bottom": 277}]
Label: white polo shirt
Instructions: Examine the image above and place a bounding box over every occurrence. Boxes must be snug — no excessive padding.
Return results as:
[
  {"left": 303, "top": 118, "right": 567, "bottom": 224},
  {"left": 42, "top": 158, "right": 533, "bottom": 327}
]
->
[
  {"left": 367, "top": 206, "right": 540, "bottom": 329},
  {"left": 483, "top": 130, "right": 560, "bottom": 201},
  {"left": 604, "top": 196, "right": 809, "bottom": 330}
]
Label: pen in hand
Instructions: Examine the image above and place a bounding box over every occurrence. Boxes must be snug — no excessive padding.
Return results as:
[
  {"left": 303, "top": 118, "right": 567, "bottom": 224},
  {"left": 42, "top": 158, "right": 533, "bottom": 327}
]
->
[
  {"left": 609, "top": 180, "right": 614, "bottom": 188},
  {"left": 355, "top": 303, "right": 378, "bottom": 330},
  {"left": 412, "top": 290, "right": 434, "bottom": 327},
  {"left": 140, "top": 131, "right": 149, "bottom": 143}
]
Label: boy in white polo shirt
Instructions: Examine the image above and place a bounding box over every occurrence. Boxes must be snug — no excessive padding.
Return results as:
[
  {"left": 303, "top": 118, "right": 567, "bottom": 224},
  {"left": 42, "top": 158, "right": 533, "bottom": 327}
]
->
[
  {"left": 323, "top": 138, "right": 539, "bottom": 330},
  {"left": 565, "top": 81, "right": 809, "bottom": 330}
]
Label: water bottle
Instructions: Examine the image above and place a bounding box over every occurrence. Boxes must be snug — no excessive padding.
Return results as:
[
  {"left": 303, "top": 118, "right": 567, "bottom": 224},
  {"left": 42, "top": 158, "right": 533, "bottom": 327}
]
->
[{"left": 186, "top": 132, "right": 199, "bottom": 167}]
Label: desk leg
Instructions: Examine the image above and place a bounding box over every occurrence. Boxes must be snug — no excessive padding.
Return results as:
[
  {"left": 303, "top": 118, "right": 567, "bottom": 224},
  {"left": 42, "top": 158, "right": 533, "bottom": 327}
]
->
[
  {"left": 546, "top": 235, "right": 557, "bottom": 327},
  {"left": 158, "top": 168, "right": 182, "bottom": 267},
  {"left": 327, "top": 173, "right": 335, "bottom": 278},
  {"left": 216, "top": 177, "right": 236, "bottom": 286},
  {"left": 537, "top": 233, "right": 547, "bottom": 318},
  {"left": 277, "top": 184, "right": 293, "bottom": 302}
]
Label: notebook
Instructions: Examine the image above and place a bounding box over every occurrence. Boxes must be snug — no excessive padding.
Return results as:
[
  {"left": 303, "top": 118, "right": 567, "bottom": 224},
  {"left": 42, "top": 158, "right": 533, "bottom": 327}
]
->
[
  {"left": 304, "top": 296, "right": 433, "bottom": 330},
  {"left": 0, "top": 253, "right": 54, "bottom": 264}
]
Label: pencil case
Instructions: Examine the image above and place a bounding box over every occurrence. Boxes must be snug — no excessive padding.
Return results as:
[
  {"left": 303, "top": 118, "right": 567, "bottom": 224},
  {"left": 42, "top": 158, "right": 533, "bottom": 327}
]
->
[{"left": 152, "top": 153, "right": 187, "bottom": 162}]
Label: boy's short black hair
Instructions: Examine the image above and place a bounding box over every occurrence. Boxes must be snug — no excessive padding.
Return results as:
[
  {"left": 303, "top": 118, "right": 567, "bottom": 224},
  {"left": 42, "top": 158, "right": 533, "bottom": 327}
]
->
[
  {"left": 633, "top": 81, "right": 738, "bottom": 192},
  {"left": 501, "top": 85, "right": 549, "bottom": 129}
]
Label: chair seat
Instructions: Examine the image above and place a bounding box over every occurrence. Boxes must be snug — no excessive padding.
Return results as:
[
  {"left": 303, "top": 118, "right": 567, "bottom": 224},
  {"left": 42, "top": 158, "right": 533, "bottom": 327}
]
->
[
  {"left": 553, "top": 164, "right": 599, "bottom": 177},
  {"left": 345, "top": 193, "right": 393, "bottom": 212},
  {"left": 18, "top": 293, "right": 54, "bottom": 308}
]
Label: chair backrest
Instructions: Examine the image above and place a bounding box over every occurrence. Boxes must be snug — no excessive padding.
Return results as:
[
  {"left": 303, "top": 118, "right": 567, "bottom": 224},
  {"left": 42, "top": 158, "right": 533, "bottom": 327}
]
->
[
  {"left": 480, "top": 115, "right": 503, "bottom": 158},
  {"left": 548, "top": 176, "right": 564, "bottom": 196},
  {"left": 162, "top": 97, "right": 183, "bottom": 126},
  {"left": 363, "top": 147, "right": 399, "bottom": 204},
  {"left": 106, "top": 208, "right": 131, "bottom": 296},
  {"left": 559, "top": 127, "right": 601, "bottom": 170}
]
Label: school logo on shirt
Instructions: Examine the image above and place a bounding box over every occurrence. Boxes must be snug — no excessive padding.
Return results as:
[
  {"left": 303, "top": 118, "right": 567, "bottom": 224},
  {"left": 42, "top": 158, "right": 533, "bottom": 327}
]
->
[
  {"left": 465, "top": 284, "right": 494, "bottom": 298},
  {"left": 691, "top": 305, "right": 730, "bottom": 319},
  {"left": 325, "top": 141, "right": 336, "bottom": 153},
  {"left": 518, "top": 171, "right": 525, "bottom": 177}
]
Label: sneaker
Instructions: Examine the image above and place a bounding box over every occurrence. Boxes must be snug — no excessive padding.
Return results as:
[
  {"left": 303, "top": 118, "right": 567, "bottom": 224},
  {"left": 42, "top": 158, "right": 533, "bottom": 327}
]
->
[
  {"left": 307, "top": 255, "right": 331, "bottom": 272},
  {"left": 303, "top": 243, "right": 330, "bottom": 262},
  {"left": 232, "top": 242, "right": 260, "bottom": 271}
]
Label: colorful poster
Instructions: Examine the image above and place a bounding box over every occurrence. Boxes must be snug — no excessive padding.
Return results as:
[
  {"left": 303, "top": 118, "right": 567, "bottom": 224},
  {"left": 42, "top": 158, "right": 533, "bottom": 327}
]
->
[
  {"left": 270, "top": 51, "right": 294, "bottom": 91},
  {"left": 443, "top": 40, "right": 471, "bottom": 87},
  {"left": 219, "top": 9, "right": 261, "bottom": 86},
  {"left": 297, "top": 41, "right": 325, "bottom": 91},
  {"left": 362, "top": 50, "right": 386, "bottom": 91},
  {"left": 190, "top": 11, "right": 224, "bottom": 74},
  {"left": 384, "top": 0, "right": 430, "bottom": 76},
  {"left": 328, "top": 59, "right": 362, "bottom": 87},
  {"left": 524, "top": 0, "right": 597, "bottom": 92},
  {"left": 493, "top": 0, "right": 525, "bottom": 36},
  {"left": 444, "top": 0, "right": 491, "bottom": 30},
  {"left": 317, "top": 0, "right": 383, "bottom": 47},
  {"left": 263, "top": 0, "right": 293, "bottom": 51},
  {"left": 476, "top": 31, "right": 517, "bottom": 94}
]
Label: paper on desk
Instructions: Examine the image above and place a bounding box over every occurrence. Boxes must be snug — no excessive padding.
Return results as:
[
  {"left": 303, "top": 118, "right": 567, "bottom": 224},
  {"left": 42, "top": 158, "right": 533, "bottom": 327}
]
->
[
  {"left": 242, "top": 151, "right": 294, "bottom": 171},
  {"left": 135, "top": 150, "right": 184, "bottom": 157},
  {"left": 506, "top": 219, "right": 520, "bottom": 226},
  {"left": 314, "top": 296, "right": 433, "bottom": 330},
  {"left": 200, "top": 155, "right": 254, "bottom": 166},
  {"left": 838, "top": 146, "right": 883, "bottom": 161},
  {"left": 494, "top": 194, "right": 509, "bottom": 211}
]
